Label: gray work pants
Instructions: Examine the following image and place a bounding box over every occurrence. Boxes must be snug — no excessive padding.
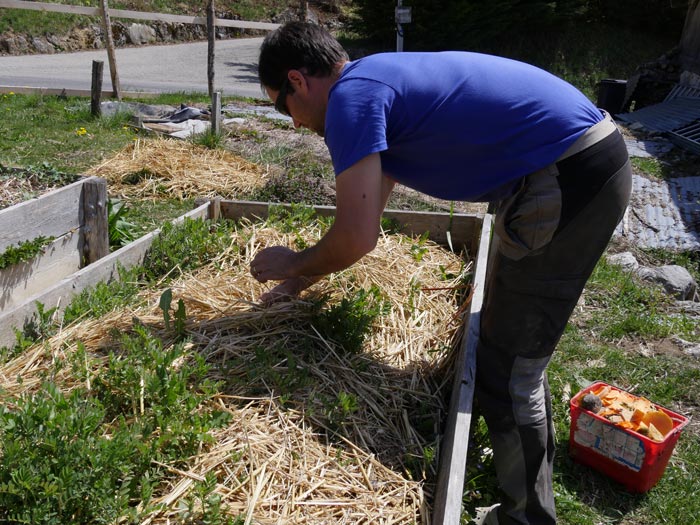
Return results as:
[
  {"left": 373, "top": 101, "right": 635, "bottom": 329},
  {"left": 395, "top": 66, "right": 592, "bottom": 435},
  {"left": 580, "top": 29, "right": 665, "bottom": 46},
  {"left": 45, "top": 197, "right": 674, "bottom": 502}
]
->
[{"left": 475, "top": 129, "right": 632, "bottom": 525}]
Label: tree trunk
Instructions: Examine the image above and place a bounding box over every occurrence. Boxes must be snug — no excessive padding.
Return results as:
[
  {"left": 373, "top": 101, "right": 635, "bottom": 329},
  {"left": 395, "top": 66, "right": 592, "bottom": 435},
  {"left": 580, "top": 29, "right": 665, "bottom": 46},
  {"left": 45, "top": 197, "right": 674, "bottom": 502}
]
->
[{"left": 680, "top": 0, "right": 700, "bottom": 75}]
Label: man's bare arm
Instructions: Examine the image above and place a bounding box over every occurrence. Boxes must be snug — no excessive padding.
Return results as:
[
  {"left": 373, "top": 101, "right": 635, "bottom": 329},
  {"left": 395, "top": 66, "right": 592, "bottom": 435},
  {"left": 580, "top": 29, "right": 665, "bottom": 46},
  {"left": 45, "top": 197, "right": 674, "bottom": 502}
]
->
[{"left": 251, "top": 152, "right": 394, "bottom": 286}]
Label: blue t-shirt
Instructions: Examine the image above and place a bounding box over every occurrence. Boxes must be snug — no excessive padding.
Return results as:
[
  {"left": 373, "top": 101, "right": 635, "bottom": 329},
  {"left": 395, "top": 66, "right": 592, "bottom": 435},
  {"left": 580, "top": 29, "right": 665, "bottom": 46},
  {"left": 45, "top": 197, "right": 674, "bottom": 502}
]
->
[{"left": 324, "top": 51, "right": 602, "bottom": 201}]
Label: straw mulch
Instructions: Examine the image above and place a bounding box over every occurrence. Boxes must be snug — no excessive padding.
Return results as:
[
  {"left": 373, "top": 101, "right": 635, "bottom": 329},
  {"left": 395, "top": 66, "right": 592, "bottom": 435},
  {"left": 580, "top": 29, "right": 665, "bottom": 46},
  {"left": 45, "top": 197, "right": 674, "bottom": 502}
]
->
[
  {"left": 0, "top": 218, "right": 472, "bottom": 524},
  {"left": 85, "top": 138, "right": 268, "bottom": 199}
]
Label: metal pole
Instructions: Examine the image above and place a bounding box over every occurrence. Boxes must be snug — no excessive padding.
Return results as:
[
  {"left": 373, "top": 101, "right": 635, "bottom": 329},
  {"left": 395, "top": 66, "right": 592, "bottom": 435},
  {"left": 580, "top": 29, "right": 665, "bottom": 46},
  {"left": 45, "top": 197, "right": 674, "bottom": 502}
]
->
[{"left": 396, "top": 0, "right": 403, "bottom": 52}]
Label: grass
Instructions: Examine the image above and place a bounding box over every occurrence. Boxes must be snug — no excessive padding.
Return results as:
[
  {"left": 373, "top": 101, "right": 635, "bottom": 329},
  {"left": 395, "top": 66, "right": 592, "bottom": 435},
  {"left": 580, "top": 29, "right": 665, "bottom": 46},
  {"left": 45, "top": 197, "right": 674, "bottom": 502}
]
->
[
  {"left": 0, "top": 93, "right": 134, "bottom": 173},
  {"left": 463, "top": 256, "right": 700, "bottom": 524}
]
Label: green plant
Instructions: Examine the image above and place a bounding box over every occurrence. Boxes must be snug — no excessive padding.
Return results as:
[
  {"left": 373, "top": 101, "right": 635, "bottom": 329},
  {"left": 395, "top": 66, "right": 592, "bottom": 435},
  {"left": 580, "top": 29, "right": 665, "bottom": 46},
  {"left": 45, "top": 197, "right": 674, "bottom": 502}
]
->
[
  {"left": 311, "top": 285, "right": 390, "bottom": 353},
  {"left": 108, "top": 198, "right": 139, "bottom": 248},
  {"left": 0, "top": 162, "right": 79, "bottom": 189},
  {"left": 631, "top": 157, "right": 664, "bottom": 179},
  {"left": 62, "top": 265, "right": 142, "bottom": 324},
  {"left": 178, "top": 472, "right": 244, "bottom": 525},
  {"left": 0, "top": 322, "right": 231, "bottom": 524},
  {"left": 20, "top": 302, "right": 59, "bottom": 343},
  {"left": 410, "top": 231, "right": 430, "bottom": 262},
  {"left": 0, "top": 235, "right": 55, "bottom": 269},
  {"left": 0, "top": 382, "right": 153, "bottom": 524},
  {"left": 324, "top": 391, "right": 359, "bottom": 429},
  {"left": 192, "top": 129, "right": 225, "bottom": 149},
  {"left": 141, "top": 218, "right": 233, "bottom": 283},
  {"left": 159, "top": 288, "right": 188, "bottom": 341}
]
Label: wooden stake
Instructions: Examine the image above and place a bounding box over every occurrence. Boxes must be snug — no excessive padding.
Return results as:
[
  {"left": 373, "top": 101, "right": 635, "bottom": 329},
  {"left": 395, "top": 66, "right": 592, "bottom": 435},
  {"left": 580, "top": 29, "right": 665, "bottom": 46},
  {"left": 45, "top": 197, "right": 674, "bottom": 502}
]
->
[
  {"left": 90, "top": 60, "right": 104, "bottom": 117},
  {"left": 211, "top": 91, "right": 222, "bottom": 136},
  {"left": 207, "top": 0, "right": 215, "bottom": 97},
  {"left": 99, "top": 0, "right": 121, "bottom": 100}
]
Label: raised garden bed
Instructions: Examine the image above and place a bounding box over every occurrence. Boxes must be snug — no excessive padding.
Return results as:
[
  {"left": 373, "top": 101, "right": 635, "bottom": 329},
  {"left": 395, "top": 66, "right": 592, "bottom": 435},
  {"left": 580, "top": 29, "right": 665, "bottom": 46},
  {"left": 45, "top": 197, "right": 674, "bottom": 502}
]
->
[{"left": 0, "top": 197, "right": 493, "bottom": 523}]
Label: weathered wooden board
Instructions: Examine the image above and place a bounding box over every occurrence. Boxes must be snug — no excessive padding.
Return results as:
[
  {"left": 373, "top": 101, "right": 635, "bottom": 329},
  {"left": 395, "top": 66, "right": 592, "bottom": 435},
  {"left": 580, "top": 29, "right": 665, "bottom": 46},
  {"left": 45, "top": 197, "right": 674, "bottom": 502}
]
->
[
  {"left": 0, "top": 202, "right": 210, "bottom": 349},
  {"left": 0, "top": 232, "right": 81, "bottom": 313},
  {"left": 0, "top": 0, "right": 280, "bottom": 30},
  {"left": 0, "top": 177, "right": 84, "bottom": 252},
  {"left": 432, "top": 213, "right": 493, "bottom": 525},
  {"left": 218, "top": 199, "right": 483, "bottom": 254}
]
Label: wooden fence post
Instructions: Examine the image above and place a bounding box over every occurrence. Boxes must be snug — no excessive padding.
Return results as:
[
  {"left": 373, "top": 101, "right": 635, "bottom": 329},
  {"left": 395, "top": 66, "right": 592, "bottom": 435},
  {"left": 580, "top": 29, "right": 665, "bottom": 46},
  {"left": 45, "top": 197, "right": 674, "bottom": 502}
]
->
[
  {"left": 99, "top": 0, "right": 121, "bottom": 100},
  {"left": 80, "top": 178, "right": 109, "bottom": 266},
  {"left": 91, "top": 60, "right": 104, "bottom": 117},
  {"left": 207, "top": 0, "right": 215, "bottom": 97}
]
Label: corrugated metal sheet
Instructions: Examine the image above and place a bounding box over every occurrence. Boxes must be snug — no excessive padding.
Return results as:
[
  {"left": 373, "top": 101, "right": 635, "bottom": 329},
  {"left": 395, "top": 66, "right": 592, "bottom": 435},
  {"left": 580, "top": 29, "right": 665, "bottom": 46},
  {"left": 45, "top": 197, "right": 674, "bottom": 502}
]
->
[
  {"left": 669, "top": 120, "right": 700, "bottom": 155},
  {"left": 617, "top": 96, "right": 700, "bottom": 132},
  {"left": 616, "top": 175, "right": 700, "bottom": 250},
  {"left": 665, "top": 84, "right": 700, "bottom": 101},
  {"left": 617, "top": 85, "right": 700, "bottom": 154}
]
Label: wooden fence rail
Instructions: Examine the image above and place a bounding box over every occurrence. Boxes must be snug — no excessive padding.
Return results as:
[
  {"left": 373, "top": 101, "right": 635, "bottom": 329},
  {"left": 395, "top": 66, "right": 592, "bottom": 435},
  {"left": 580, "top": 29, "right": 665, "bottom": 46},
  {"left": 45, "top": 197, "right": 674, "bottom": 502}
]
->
[{"left": 0, "top": 0, "right": 280, "bottom": 30}]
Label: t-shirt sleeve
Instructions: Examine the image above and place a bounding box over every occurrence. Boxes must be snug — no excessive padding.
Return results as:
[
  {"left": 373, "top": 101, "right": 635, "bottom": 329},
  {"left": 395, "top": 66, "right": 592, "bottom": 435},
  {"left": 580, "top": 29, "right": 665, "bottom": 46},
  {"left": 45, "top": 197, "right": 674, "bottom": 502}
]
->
[{"left": 324, "top": 79, "right": 395, "bottom": 175}]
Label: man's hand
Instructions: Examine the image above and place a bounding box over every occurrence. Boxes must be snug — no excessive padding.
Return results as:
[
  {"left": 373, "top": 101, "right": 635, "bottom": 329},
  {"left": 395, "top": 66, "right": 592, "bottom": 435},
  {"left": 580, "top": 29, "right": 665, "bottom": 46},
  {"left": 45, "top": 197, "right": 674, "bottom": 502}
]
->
[
  {"left": 259, "top": 275, "right": 323, "bottom": 304},
  {"left": 250, "top": 246, "right": 298, "bottom": 283},
  {"left": 248, "top": 153, "right": 395, "bottom": 302}
]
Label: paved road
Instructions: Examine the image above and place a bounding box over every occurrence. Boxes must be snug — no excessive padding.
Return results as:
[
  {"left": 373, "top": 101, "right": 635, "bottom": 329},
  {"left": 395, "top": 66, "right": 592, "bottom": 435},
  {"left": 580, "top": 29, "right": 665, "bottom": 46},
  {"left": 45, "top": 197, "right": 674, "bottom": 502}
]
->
[{"left": 0, "top": 37, "right": 264, "bottom": 98}]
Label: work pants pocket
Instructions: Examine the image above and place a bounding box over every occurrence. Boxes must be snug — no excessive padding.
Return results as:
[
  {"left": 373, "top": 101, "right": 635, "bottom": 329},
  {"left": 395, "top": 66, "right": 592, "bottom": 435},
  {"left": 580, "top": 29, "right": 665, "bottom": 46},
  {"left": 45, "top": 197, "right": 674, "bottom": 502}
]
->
[{"left": 493, "top": 164, "right": 561, "bottom": 261}]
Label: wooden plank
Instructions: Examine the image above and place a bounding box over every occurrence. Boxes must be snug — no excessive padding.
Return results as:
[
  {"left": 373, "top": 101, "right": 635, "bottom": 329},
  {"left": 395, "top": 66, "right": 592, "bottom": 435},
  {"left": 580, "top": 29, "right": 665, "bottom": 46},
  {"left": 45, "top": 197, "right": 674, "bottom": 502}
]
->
[
  {"left": 80, "top": 177, "right": 109, "bottom": 266},
  {"left": 218, "top": 199, "right": 482, "bottom": 251},
  {"left": 0, "top": 202, "right": 210, "bottom": 349},
  {"left": 0, "top": 86, "right": 161, "bottom": 98},
  {"left": 0, "top": 0, "right": 280, "bottom": 30},
  {"left": 432, "top": 213, "right": 493, "bottom": 525},
  {"left": 0, "top": 232, "right": 81, "bottom": 313},
  {"left": 0, "top": 176, "right": 95, "bottom": 252}
]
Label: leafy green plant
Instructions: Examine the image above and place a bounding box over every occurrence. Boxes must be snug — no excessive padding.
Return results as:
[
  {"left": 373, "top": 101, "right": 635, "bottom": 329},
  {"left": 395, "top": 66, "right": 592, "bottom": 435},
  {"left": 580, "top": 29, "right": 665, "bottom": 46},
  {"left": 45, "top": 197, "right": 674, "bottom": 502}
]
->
[
  {"left": 0, "top": 235, "right": 55, "bottom": 269},
  {"left": 62, "top": 265, "right": 142, "bottom": 324},
  {"left": 410, "top": 231, "right": 430, "bottom": 262},
  {"left": 0, "top": 322, "right": 231, "bottom": 524},
  {"left": 178, "top": 472, "right": 244, "bottom": 525},
  {"left": 108, "top": 198, "right": 139, "bottom": 248},
  {"left": 0, "top": 162, "right": 79, "bottom": 189},
  {"left": 142, "top": 218, "right": 232, "bottom": 283},
  {"left": 159, "top": 288, "right": 188, "bottom": 341},
  {"left": 324, "top": 391, "right": 359, "bottom": 429},
  {"left": 267, "top": 203, "right": 329, "bottom": 233},
  {"left": 0, "top": 382, "right": 153, "bottom": 525},
  {"left": 311, "top": 285, "right": 390, "bottom": 353}
]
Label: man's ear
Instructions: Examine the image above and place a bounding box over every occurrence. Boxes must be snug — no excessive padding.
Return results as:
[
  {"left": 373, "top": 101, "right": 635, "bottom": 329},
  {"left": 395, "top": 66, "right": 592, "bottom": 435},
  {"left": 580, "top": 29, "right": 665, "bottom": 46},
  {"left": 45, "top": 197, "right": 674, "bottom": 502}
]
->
[{"left": 287, "top": 69, "right": 308, "bottom": 94}]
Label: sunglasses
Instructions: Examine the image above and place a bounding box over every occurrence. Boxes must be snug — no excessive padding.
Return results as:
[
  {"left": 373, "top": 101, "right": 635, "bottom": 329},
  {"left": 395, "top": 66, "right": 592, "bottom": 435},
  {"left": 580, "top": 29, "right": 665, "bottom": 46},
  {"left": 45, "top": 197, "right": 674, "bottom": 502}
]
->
[{"left": 274, "top": 78, "right": 292, "bottom": 116}]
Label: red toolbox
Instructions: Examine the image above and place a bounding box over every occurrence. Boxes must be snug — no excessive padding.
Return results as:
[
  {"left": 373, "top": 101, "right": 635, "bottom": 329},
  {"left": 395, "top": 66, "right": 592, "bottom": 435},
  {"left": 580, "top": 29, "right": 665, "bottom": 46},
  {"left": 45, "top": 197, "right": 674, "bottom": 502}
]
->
[{"left": 569, "top": 381, "right": 689, "bottom": 493}]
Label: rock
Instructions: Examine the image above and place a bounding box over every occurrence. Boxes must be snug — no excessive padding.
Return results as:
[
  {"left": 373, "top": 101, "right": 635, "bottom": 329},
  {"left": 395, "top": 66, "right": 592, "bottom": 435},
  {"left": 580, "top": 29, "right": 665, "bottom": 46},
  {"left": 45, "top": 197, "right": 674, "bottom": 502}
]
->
[
  {"left": 607, "top": 251, "right": 639, "bottom": 272},
  {"left": 30, "top": 36, "right": 55, "bottom": 54},
  {"left": 65, "top": 27, "right": 102, "bottom": 51},
  {"left": 128, "top": 23, "right": 157, "bottom": 45},
  {"left": 672, "top": 336, "right": 700, "bottom": 357},
  {"left": 580, "top": 394, "right": 602, "bottom": 413},
  {"left": 636, "top": 264, "right": 698, "bottom": 300},
  {"left": 0, "top": 34, "right": 31, "bottom": 54}
]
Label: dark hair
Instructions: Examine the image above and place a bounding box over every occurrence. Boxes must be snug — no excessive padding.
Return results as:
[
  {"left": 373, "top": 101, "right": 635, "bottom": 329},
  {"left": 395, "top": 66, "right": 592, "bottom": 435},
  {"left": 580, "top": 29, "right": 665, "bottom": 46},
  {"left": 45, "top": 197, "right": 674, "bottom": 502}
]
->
[{"left": 258, "top": 22, "right": 349, "bottom": 90}]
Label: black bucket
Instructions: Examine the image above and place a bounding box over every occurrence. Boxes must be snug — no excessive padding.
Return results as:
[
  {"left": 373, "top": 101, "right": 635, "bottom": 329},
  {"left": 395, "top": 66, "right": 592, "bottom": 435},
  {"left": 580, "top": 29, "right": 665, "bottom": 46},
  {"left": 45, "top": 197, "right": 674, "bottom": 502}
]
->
[{"left": 596, "top": 79, "right": 627, "bottom": 114}]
